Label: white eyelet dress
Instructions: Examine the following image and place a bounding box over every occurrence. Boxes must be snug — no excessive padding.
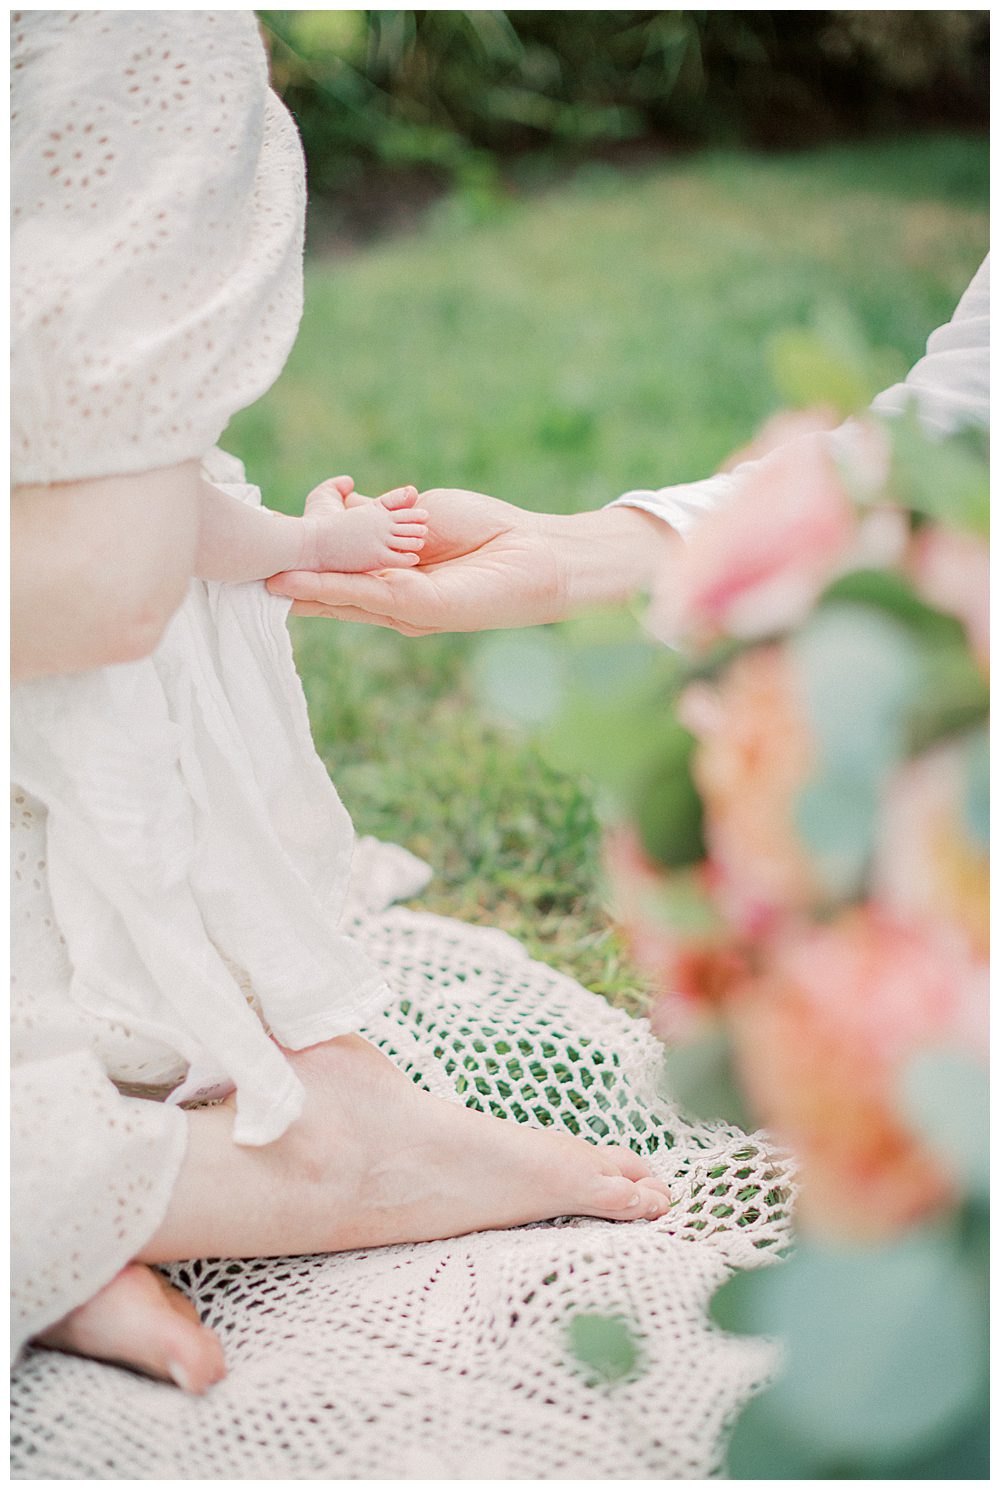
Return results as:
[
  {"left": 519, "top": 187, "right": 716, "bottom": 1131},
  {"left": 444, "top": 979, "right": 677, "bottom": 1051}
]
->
[{"left": 11, "top": 12, "right": 791, "bottom": 1479}]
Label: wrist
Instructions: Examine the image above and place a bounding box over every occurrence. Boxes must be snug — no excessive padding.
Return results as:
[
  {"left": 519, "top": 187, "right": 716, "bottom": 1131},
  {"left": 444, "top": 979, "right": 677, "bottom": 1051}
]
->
[{"left": 535, "top": 504, "right": 681, "bottom": 617}]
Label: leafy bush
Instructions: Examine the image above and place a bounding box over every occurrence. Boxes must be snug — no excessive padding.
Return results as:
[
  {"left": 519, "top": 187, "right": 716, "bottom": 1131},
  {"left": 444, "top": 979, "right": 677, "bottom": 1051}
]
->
[{"left": 260, "top": 10, "right": 988, "bottom": 209}]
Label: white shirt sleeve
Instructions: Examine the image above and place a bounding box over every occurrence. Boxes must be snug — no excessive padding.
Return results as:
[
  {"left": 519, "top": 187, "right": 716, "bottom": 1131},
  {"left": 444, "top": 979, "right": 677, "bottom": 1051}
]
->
[{"left": 609, "top": 256, "right": 989, "bottom": 538}]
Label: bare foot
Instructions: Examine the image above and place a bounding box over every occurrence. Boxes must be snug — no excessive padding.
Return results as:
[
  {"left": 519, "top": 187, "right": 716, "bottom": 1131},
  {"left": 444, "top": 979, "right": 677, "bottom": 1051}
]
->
[
  {"left": 306, "top": 480, "right": 428, "bottom": 572},
  {"left": 45, "top": 1036, "right": 670, "bottom": 1387},
  {"left": 250, "top": 1036, "right": 673, "bottom": 1255},
  {"left": 36, "top": 1263, "right": 225, "bottom": 1393}
]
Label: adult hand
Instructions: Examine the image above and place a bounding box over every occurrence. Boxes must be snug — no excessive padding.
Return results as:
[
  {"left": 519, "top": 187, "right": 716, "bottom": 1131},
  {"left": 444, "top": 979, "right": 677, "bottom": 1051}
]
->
[{"left": 267, "top": 487, "right": 678, "bottom": 635}]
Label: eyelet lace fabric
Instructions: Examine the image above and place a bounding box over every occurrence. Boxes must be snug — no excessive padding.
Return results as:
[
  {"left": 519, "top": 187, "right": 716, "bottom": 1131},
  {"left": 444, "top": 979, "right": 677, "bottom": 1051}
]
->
[
  {"left": 12, "top": 902, "right": 794, "bottom": 1480},
  {"left": 11, "top": 10, "right": 304, "bottom": 485}
]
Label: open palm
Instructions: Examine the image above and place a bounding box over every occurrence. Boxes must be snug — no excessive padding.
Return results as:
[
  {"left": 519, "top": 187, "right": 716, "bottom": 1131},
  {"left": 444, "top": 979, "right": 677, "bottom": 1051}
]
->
[{"left": 269, "top": 487, "right": 562, "bottom": 635}]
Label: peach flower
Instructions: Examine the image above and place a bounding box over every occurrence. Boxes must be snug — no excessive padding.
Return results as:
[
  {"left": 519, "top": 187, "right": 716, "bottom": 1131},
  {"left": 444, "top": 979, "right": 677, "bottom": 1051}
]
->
[
  {"left": 727, "top": 907, "right": 985, "bottom": 1240},
  {"left": 680, "top": 647, "right": 819, "bottom": 935},
  {"left": 873, "top": 736, "right": 989, "bottom": 963},
  {"left": 909, "top": 524, "right": 989, "bottom": 668}
]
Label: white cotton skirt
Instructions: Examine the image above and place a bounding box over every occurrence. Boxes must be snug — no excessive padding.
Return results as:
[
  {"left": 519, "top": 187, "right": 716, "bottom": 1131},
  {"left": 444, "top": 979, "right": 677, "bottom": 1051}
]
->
[{"left": 11, "top": 449, "right": 420, "bottom": 1147}]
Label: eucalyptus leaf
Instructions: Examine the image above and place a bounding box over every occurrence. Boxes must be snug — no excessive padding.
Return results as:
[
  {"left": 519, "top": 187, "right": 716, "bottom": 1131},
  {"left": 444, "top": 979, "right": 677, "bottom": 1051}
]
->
[
  {"left": 472, "top": 630, "right": 565, "bottom": 727},
  {"left": 660, "top": 1029, "right": 754, "bottom": 1130},
  {"left": 897, "top": 1048, "right": 989, "bottom": 1198},
  {"left": 961, "top": 725, "right": 989, "bottom": 849},
  {"left": 790, "top": 605, "right": 919, "bottom": 898},
  {"left": 793, "top": 772, "right": 877, "bottom": 900},
  {"left": 712, "top": 1224, "right": 987, "bottom": 1471},
  {"left": 566, "top": 1312, "right": 641, "bottom": 1385}
]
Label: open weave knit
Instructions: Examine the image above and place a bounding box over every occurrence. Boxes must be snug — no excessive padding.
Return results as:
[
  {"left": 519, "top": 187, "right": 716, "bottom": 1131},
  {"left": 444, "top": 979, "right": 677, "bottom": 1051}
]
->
[{"left": 12, "top": 903, "right": 794, "bottom": 1480}]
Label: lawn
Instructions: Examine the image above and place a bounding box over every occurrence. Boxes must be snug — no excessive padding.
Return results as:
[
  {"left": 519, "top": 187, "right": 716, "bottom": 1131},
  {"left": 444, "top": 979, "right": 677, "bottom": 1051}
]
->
[{"left": 225, "top": 133, "right": 988, "bottom": 1010}]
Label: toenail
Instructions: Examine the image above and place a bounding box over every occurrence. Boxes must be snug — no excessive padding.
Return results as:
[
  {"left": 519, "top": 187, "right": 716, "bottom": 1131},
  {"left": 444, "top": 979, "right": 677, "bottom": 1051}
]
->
[{"left": 167, "top": 1359, "right": 195, "bottom": 1393}]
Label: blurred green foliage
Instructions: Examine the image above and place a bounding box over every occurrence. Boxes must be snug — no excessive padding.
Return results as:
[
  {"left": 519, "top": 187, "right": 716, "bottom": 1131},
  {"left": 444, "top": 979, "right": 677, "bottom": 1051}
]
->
[
  {"left": 713, "top": 1210, "right": 989, "bottom": 1477},
  {"left": 259, "top": 9, "right": 988, "bottom": 216}
]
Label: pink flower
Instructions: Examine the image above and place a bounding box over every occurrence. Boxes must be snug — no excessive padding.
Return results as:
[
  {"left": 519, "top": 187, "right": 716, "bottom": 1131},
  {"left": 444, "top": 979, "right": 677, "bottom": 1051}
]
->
[
  {"left": 727, "top": 907, "right": 984, "bottom": 1240},
  {"left": 909, "top": 524, "right": 989, "bottom": 668},
  {"left": 873, "top": 737, "right": 989, "bottom": 965},
  {"left": 717, "top": 406, "right": 840, "bottom": 472},
  {"left": 663, "top": 431, "right": 858, "bottom": 643},
  {"left": 680, "top": 647, "right": 820, "bottom": 934}
]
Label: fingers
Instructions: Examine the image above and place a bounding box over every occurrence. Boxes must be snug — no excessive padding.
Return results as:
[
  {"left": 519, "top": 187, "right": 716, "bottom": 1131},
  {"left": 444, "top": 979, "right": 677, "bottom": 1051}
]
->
[
  {"left": 269, "top": 569, "right": 391, "bottom": 606},
  {"left": 380, "top": 550, "right": 422, "bottom": 567},
  {"left": 378, "top": 485, "right": 420, "bottom": 512},
  {"left": 288, "top": 600, "right": 434, "bottom": 637},
  {"left": 387, "top": 535, "right": 425, "bottom": 554}
]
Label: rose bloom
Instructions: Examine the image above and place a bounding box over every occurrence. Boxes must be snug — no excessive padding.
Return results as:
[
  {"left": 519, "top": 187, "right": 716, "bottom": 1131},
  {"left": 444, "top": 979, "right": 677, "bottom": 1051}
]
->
[
  {"left": 680, "top": 646, "right": 820, "bottom": 935},
  {"left": 727, "top": 906, "right": 984, "bottom": 1240},
  {"left": 909, "top": 523, "right": 989, "bottom": 669},
  {"left": 650, "top": 418, "right": 900, "bottom": 647},
  {"left": 873, "top": 736, "right": 989, "bottom": 963},
  {"left": 660, "top": 431, "right": 857, "bottom": 644}
]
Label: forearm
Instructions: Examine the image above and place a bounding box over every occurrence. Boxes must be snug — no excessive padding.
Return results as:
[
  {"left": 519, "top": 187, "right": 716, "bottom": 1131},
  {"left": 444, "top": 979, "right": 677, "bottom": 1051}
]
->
[
  {"left": 195, "top": 479, "right": 314, "bottom": 583},
  {"left": 539, "top": 504, "right": 683, "bottom": 617}
]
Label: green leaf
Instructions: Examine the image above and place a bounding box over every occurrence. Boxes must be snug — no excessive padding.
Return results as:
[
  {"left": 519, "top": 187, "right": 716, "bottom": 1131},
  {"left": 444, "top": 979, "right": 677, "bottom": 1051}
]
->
[
  {"left": 905, "top": 638, "right": 989, "bottom": 755},
  {"left": 714, "top": 1223, "right": 988, "bottom": 1474},
  {"left": 811, "top": 575, "right": 987, "bottom": 754},
  {"left": 887, "top": 408, "right": 989, "bottom": 537},
  {"left": 567, "top": 1312, "right": 641, "bottom": 1385},
  {"left": 962, "top": 726, "right": 989, "bottom": 849},
  {"left": 472, "top": 630, "right": 564, "bottom": 727},
  {"left": 794, "top": 772, "right": 878, "bottom": 900},
  {"left": 660, "top": 1029, "right": 754, "bottom": 1130},
  {"left": 633, "top": 721, "right": 705, "bottom": 869},
  {"left": 820, "top": 567, "right": 966, "bottom": 646},
  {"left": 897, "top": 1048, "right": 989, "bottom": 1198},
  {"left": 791, "top": 604, "right": 919, "bottom": 898}
]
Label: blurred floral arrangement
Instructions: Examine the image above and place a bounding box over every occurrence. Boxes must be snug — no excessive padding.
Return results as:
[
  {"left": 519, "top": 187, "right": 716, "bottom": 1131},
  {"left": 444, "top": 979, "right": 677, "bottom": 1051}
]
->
[
  {"left": 613, "top": 406, "right": 987, "bottom": 1475},
  {"left": 474, "top": 311, "right": 988, "bottom": 1476}
]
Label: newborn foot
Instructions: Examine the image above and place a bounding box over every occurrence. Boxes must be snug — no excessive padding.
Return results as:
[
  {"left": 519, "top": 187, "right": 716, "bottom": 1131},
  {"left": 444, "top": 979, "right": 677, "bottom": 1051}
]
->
[
  {"left": 307, "top": 480, "right": 428, "bottom": 572},
  {"left": 260, "top": 1036, "right": 672, "bottom": 1255},
  {"left": 36, "top": 1263, "right": 225, "bottom": 1393}
]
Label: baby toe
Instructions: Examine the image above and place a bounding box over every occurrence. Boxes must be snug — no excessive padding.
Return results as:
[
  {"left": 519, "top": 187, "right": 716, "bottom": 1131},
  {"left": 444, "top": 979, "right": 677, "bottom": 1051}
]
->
[{"left": 379, "top": 485, "right": 420, "bottom": 512}]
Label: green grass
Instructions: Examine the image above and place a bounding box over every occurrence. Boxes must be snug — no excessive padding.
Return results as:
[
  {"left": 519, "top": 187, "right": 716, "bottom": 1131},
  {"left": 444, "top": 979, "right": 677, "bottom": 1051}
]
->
[{"left": 226, "top": 134, "right": 988, "bottom": 1009}]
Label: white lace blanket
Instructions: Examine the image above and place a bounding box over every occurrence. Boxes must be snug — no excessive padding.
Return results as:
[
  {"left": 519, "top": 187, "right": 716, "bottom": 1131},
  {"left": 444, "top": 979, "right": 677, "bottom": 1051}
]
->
[{"left": 11, "top": 905, "right": 793, "bottom": 1480}]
